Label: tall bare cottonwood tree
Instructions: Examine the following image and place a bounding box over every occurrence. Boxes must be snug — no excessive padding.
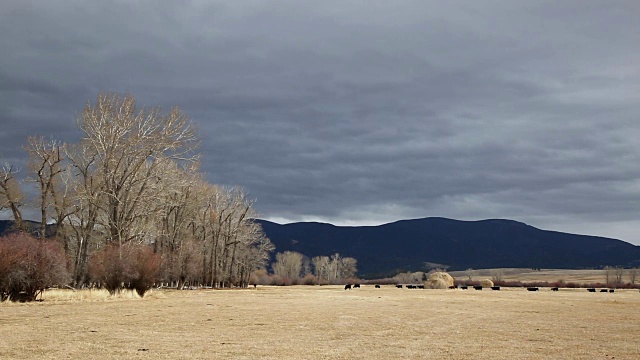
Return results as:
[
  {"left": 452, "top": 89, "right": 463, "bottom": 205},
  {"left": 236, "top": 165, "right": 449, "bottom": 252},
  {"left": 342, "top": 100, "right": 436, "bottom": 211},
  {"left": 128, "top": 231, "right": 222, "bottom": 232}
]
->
[
  {"left": 24, "top": 136, "right": 66, "bottom": 238},
  {"left": 77, "top": 93, "right": 199, "bottom": 246}
]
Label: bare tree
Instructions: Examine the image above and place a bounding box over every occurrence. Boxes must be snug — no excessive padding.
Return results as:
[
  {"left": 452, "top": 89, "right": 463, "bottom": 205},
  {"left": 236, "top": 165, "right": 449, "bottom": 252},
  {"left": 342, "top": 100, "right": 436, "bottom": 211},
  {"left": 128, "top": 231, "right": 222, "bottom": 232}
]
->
[
  {"left": 604, "top": 266, "right": 614, "bottom": 285},
  {"left": 77, "top": 93, "right": 199, "bottom": 246},
  {"left": 393, "top": 271, "right": 424, "bottom": 284},
  {"left": 311, "top": 253, "right": 359, "bottom": 284},
  {"left": 490, "top": 269, "right": 504, "bottom": 282},
  {"left": 0, "top": 162, "right": 25, "bottom": 230},
  {"left": 272, "top": 251, "right": 304, "bottom": 281},
  {"left": 149, "top": 161, "right": 201, "bottom": 289},
  {"left": 24, "top": 136, "right": 66, "bottom": 238},
  {"left": 63, "top": 142, "right": 104, "bottom": 286},
  {"left": 614, "top": 267, "right": 625, "bottom": 285},
  {"left": 629, "top": 268, "right": 638, "bottom": 284},
  {"left": 465, "top": 268, "right": 475, "bottom": 281},
  {"left": 312, "top": 256, "right": 330, "bottom": 284},
  {"left": 340, "top": 257, "right": 358, "bottom": 279},
  {"left": 234, "top": 222, "right": 274, "bottom": 287},
  {"left": 329, "top": 253, "right": 342, "bottom": 283}
]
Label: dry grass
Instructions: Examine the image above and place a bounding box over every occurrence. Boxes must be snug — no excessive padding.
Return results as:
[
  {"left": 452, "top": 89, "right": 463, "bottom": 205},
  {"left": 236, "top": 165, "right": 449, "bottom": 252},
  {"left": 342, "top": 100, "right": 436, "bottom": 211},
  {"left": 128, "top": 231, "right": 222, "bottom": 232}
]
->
[
  {"left": 1, "top": 285, "right": 640, "bottom": 359},
  {"left": 449, "top": 268, "right": 618, "bottom": 284}
]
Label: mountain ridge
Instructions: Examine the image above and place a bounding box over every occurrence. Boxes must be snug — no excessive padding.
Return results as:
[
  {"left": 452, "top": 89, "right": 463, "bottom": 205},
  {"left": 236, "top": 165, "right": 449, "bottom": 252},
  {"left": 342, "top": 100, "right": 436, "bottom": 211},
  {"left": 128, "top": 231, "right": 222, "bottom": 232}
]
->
[{"left": 256, "top": 217, "right": 640, "bottom": 278}]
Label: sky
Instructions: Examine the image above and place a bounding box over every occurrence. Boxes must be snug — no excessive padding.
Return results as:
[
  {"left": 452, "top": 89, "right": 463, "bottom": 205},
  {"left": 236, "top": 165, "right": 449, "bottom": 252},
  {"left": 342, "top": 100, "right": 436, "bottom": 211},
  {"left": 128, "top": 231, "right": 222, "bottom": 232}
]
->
[{"left": 2, "top": 1, "right": 640, "bottom": 244}]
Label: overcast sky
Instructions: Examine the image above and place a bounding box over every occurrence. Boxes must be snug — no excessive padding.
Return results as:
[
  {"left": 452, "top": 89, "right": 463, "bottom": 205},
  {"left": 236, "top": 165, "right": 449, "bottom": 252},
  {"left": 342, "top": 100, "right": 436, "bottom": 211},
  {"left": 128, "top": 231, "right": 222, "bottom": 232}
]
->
[{"left": 2, "top": 1, "right": 640, "bottom": 244}]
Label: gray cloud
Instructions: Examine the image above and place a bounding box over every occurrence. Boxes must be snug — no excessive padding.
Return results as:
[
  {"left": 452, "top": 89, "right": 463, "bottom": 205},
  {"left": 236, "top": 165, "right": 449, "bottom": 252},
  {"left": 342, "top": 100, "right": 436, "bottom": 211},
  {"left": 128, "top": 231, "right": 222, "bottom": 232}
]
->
[{"left": 2, "top": 1, "right": 640, "bottom": 243}]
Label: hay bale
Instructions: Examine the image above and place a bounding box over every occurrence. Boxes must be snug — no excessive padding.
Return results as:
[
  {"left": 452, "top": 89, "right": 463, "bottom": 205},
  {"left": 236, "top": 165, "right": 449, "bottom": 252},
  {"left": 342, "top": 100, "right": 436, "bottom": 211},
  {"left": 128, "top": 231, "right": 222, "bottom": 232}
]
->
[
  {"left": 425, "top": 272, "right": 454, "bottom": 289},
  {"left": 480, "top": 279, "right": 494, "bottom": 287}
]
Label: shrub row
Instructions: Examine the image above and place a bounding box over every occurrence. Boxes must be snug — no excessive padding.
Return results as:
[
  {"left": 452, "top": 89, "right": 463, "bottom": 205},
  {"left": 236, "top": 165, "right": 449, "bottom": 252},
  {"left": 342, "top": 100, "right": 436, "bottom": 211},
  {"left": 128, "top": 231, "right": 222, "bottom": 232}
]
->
[
  {"left": 1, "top": 233, "right": 162, "bottom": 302},
  {"left": 454, "top": 279, "right": 640, "bottom": 289},
  {"left": 250, "top": 270, "right": 361, "bottom": 286}
]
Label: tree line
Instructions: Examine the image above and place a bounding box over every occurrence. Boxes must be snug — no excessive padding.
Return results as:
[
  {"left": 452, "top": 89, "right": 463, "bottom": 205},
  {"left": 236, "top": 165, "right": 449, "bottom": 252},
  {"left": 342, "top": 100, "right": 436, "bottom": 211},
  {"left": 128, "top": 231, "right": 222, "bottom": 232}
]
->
[
  {"left": 0, "top": 93, "right": 274, "bottom": 298},
  {"left": 259, "top": 251, "right": 358, "bottom": 285}
]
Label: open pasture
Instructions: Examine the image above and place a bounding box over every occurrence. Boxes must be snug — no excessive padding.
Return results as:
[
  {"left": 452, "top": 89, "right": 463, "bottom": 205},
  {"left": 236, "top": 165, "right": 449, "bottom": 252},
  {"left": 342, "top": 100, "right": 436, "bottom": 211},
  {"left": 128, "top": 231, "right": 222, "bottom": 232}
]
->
[
  {"left": 1, "top": 285, "right": 639, "bottom": 359},
  {"left": 449, "top": 268, "right": 622, "bottom": 284}
]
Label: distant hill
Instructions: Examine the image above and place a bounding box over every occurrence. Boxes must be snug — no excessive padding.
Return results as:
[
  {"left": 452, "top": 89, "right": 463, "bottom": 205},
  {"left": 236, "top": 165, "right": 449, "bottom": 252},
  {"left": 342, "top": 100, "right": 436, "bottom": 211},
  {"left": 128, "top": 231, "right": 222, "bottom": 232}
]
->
[
  {"left": 256, "top": 217, "right": 640, "bottom": 278},
  {"left": 0, "top": 219, "right": 56, "bottom": 238}
]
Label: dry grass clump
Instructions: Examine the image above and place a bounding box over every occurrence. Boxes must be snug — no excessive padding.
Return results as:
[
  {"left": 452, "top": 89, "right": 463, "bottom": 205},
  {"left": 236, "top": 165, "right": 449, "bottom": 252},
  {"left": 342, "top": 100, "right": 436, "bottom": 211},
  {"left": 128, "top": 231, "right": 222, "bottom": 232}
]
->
[
  {"left": 426, "top": 272, "right": 454, "bottom": 289},
  {"left": 38, "top": 288, "right": 146, "bottom": 302},
  {"left": 480, "top": 279, "right": 494, "bottom": 287}
]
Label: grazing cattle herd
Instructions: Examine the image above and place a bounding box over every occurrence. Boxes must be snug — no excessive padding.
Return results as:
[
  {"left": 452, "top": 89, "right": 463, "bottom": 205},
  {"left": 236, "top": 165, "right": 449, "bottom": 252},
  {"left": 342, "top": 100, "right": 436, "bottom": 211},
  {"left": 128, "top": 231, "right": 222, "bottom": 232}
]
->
[{"left": 343, "top": 284, "right": 621, "bottom": 293}]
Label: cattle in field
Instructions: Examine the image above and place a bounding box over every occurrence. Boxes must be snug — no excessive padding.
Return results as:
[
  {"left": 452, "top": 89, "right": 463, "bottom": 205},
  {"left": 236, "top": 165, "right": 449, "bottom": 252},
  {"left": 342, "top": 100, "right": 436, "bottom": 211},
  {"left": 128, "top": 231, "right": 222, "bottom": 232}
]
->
[
  {"left": 609, "top": 289, "right": 614, "bottom": 293},
  {"left": 375, "top": 284, "right": 381, "bottom": 288},
  {"left": 353, "top": 284, "right": 361, "bottom": 288},
  {"left": 587, "top": 288, "right": 596, "bottom": 292},
  {"left": 551, "top": 287, "right": 559, "bottom": 291},
  {"left": 449, "top": 285, "right": 457, "bottom": 289},
  {"left": 600, "top": 289, "right": 608, "bottom": 293},
  {"left": 344, "top": 284, "right": 352, "bottom": 290},
  {"left": 473, "top": 285, "right": 483, "bottom": 290},
  {"left": 527, "top": 287, "right": 539, "bottom": 291},
  {"left": 396, "top": 284, "right": 403, "bottom": 289},
  {"left": 407, "top": 285, "right": 416, "bottom": 289},
  {"left": 491, "top": 286, "right": 500, "bottom": 291},
  {"left": 460, "top": 285, "right": 468, "bottom": 290},
  {"left": 417, "top": 285, "right": 425, "bottom": 289}
]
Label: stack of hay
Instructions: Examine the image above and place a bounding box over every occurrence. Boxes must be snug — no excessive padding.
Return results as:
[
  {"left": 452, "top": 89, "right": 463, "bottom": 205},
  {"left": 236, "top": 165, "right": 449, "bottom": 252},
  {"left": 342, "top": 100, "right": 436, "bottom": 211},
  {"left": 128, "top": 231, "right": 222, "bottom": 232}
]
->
[
  {"left": 425, "top": 272, "right": 454, "bottom": 289},
  {"left": 480, "top": 279, "right": 494, "bottom": 287}
]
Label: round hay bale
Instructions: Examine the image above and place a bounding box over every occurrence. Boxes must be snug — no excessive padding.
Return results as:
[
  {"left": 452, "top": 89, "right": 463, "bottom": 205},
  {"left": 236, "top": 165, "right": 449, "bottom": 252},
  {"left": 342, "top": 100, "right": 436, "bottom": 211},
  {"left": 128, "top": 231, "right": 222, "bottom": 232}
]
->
[
  {"left": 480, "top": 279, "right": 494, "bottom": 287},
  {"left": 425, "top": 272, "right": 454, "bottom": 289}
]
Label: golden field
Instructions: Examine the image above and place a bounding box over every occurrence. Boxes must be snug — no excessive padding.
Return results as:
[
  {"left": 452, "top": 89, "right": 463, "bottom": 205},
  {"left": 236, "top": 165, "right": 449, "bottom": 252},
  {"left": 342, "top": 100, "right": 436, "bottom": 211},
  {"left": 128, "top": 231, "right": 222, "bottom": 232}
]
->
[
  {"left": 1, "top": 283, "right": 639, "bottom": 359},
  {"left": 448, "top": 268, "right": 621, "bottom": 284}
]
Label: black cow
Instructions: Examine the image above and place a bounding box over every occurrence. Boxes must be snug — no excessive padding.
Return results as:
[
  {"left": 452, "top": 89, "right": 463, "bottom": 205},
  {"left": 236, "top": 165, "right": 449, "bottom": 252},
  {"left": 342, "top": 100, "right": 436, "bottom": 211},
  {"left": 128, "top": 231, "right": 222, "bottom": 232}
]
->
[
  {"left": 460, "top": 285, "right": 468, "bottom": 290},
  {"left": 587, "top": 288, "right": 596, "bottom": 292},
  {"left": 375, "top": 284, "right": 381, "bottom": 288},
  {"left": 407, "top": 285, "right": 416, "bottom": 289},
  {"left": 527, "top": 287, "right": 539, "bottom": 291},
  {"left": 344, "top": 284, "right": 352, "bottom": 290},
  {"left": 600, "top": 289, "right": 608, "bottom": 293},
  {"left": 609, "top": 289, "right": 615, "bottom": 293},
  {"left": 449, "top": 285, "right": 458, "bottom": 289},
  {"left": 417, "top": 285, "right": 425, "bottom": 289},
  {"left": 473, "top": 285, "right": 483, "bottom": 290},
  {"left": 491, "top": 286, "right": 500, "bottom": 291},
  {"left": 551, "top": 287, "right": 559, "bottom": 291},
  {"left": 396, "top": 284, "right": 403, "bottom": 289},
  {"left": 353, "top": 284, "right": 361, "bottom": 288}
]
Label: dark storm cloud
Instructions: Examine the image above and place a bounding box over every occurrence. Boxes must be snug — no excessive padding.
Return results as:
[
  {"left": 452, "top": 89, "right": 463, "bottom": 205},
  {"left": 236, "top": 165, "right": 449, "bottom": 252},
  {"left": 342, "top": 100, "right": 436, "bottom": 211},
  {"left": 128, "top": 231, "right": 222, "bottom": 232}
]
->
[{"left": 2, "top": 1, "right": 640, "bottom": 243}]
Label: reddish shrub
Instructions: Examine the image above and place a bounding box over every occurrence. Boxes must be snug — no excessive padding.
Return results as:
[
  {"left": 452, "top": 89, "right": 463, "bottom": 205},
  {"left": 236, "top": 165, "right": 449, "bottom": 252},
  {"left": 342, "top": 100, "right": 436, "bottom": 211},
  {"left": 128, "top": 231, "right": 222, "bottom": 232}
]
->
[
  {"left": 0, "top": 232, "right": 69, "bottom": 302},
  {"left": 302, "top": 274, "right": 318, "bottom": 285},
  {"left": 89, "top": 244, "right": 161, "bottom": 296},
  {"left": 250, "top": 269, "right": 272, "bottom": 285},
  {"left": 128, "top": 246, "right": 162, "bottom": 297},
  {"left": 89, "top": 245, "right": 131, "bottom": 294}
]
